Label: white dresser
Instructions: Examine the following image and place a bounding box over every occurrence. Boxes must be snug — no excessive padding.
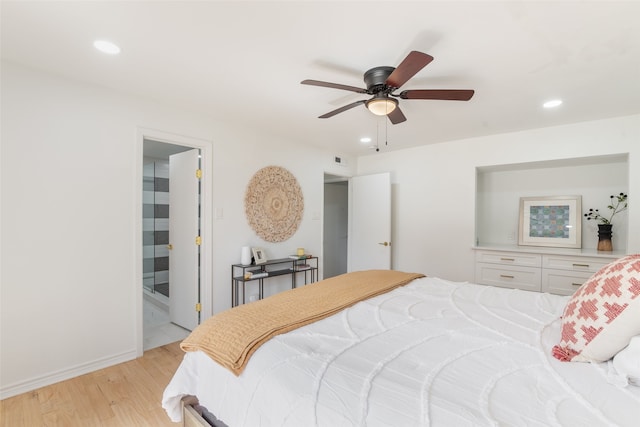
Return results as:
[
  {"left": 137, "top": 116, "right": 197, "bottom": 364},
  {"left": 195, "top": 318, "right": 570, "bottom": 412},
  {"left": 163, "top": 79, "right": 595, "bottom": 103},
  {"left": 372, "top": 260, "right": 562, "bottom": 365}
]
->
[{"left": 473, "top": 246, "right": 624, "bottom": 295}]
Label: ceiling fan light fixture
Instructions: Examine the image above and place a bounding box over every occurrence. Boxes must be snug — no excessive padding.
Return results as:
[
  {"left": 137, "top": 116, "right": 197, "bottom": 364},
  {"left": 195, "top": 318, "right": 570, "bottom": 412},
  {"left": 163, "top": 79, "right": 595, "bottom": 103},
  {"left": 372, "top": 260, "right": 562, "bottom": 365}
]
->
[{"left": 366, "top": 96, "right": 398, "bottom": 116}]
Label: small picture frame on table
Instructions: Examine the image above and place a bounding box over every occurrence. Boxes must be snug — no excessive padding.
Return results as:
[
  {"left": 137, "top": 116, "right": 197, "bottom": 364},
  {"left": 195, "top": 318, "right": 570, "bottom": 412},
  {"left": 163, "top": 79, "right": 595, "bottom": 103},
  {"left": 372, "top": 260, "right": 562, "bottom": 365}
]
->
[
  {"left": 252, "top": 247, "right": 267, "bottom": 264},
  {"left": 518, "top": 195, "right": 582, "bottom": 248}
]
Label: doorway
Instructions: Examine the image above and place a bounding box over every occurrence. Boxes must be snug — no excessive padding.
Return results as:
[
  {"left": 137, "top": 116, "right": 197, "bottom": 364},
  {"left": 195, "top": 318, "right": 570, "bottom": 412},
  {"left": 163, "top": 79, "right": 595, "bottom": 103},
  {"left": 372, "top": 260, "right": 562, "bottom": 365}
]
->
[
  {"left": 323, "top": 172, "right": 393, "bottom": 277},
  {"left": 143, "top": 139, "right": 192, "bottom": 350},
  {"left": 136, "top": 128, "right": 213, "bottom": 357},
  {"left": 323, "top": 174, "right": 349, "bottom": 279}
]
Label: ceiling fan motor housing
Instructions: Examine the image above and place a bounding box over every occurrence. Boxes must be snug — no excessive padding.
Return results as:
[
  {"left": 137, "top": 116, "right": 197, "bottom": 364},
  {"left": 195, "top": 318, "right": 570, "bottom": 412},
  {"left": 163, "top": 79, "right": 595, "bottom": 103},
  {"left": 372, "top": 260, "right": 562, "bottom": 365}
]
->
[{"left": 364, "top": 66, "right": 395, "bottom": 93}]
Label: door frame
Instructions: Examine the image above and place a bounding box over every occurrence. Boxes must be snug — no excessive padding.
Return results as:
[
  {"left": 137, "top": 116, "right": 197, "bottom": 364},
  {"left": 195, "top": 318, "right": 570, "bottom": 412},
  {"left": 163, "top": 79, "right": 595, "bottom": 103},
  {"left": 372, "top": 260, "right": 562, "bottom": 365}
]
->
[{"left": 135, "top": 127, "right": 213, "bottom": 357}]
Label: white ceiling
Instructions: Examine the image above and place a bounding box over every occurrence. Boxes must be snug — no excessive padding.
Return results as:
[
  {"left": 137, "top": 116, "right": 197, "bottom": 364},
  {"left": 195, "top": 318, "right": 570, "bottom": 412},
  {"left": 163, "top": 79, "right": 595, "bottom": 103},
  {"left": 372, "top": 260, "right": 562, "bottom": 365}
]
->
[{"left": 2, "top": 1, "right": 640, "bottom": 156}]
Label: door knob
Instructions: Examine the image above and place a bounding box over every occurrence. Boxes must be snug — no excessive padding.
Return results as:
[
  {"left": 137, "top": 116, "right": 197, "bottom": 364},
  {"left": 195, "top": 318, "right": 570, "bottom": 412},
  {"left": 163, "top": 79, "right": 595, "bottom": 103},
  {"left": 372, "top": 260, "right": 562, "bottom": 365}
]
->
[
  {"left": 378, "top": 242, "right": 391, "bottom": 246},
  {"left": 167, "top": 244, "right": 173, "bottom": 250}
]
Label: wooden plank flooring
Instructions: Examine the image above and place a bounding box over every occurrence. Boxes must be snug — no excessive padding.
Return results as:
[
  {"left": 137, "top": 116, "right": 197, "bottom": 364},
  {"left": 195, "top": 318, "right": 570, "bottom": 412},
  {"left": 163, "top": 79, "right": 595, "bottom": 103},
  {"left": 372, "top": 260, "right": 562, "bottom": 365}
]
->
[{"left": 0, "top": 342, "right": 185, "bottom": 426}]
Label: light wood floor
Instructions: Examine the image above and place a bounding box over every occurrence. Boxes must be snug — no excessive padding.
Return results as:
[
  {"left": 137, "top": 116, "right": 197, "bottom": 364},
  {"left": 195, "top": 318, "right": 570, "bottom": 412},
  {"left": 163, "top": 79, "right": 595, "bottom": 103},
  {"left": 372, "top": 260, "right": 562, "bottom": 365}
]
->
[{"left": 0, "top": 341, "right": 184, "bottom": 426}]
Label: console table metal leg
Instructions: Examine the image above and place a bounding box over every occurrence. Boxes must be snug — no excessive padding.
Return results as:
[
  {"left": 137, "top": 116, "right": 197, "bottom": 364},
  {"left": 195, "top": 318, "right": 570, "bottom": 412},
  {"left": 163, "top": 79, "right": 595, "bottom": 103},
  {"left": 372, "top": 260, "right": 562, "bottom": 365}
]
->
[{"left": 232, "top": 280, "right": 237, "bottom": 307}]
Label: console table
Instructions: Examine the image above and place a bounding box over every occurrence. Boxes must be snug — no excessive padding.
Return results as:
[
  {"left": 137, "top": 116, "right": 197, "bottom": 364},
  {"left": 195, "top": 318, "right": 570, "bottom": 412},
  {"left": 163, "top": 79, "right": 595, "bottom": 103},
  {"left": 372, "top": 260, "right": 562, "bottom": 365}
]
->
[{"left": 231, "top": 256, "right": 318, "bottom": 306}]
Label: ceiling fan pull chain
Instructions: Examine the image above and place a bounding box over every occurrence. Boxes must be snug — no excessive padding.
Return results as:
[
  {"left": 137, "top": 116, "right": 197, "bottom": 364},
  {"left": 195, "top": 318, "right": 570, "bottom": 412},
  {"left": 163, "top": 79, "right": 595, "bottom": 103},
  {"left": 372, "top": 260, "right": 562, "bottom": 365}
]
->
[
  {"left": 376, "top": 117, "right": 380, "bottom": 151},
  {"left": 385, "top": 114, "right": 389, "bottom": 146}
]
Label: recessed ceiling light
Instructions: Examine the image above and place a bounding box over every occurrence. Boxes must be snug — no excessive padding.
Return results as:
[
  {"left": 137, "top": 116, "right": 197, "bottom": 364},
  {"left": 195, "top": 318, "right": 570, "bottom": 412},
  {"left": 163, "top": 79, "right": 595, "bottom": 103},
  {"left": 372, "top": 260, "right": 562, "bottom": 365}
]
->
[
  {"left": 360, "top": 137, "right": 372, "bottom": 144},
  {"left": 543, "top": 99, "right": 562, "bottom": 109},
  {"left": 93, "top": 40, "right": 121, "bottom": 55}
]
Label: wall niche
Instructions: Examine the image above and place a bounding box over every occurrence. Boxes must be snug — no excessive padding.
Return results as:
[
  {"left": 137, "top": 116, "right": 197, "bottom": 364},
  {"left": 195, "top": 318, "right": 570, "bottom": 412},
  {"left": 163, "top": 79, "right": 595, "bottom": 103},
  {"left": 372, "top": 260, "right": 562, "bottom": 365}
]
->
[{"left": 475, "top": 154, "right": 629, "bottom": 253}]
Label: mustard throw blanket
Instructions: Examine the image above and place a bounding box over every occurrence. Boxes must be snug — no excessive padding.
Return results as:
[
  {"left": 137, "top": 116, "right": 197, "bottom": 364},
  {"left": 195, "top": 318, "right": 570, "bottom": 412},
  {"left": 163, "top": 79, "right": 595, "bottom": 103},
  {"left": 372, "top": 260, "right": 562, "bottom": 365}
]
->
[{"left": 180, "top": 269, "right": 425, "bottom": 375}]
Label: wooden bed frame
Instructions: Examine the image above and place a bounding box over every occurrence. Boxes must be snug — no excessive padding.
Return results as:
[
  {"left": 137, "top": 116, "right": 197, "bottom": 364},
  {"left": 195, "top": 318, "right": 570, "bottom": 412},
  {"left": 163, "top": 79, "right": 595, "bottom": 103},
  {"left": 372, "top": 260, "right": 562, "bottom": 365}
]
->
[
  {"left": 183, "top": 403, "right": 208, "bottom": 427},
  {"left": 181, "top": 396, "right": 227, "bottom": 427}
]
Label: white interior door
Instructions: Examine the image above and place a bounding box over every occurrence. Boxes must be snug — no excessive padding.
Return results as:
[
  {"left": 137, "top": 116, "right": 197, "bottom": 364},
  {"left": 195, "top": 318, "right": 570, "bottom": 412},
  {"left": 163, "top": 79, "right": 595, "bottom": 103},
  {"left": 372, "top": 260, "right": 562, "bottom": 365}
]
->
[
  {"left": 169, "top": 149, "right": 200, "bottom": 331},
  {"left": 348, "top": 172, "right": 391, "bottom": 271}
]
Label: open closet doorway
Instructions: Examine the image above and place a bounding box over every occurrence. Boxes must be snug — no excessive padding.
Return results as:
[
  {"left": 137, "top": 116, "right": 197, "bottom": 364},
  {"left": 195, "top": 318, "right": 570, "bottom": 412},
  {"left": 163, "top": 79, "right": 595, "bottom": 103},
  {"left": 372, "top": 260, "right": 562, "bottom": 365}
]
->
[
  {"left": 323, "top": 173, "right": 349, "bottom": 278},
  {"left": 142, "top": 139, "right": 194, "bottom": 350}
]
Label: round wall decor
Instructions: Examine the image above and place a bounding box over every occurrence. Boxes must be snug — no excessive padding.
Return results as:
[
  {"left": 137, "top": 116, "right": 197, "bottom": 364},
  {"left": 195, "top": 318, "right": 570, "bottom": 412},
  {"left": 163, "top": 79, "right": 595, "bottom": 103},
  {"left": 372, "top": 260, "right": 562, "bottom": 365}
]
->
[{"left": 244, "top": 166, "right": 304, "bottom": 242}]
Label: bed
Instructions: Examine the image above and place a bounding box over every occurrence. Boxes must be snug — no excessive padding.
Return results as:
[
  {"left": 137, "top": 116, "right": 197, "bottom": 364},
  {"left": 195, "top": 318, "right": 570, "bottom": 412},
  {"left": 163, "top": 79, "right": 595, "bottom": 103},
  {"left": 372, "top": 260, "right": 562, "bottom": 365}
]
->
[{"left": 163, "top": 264, "right": 640, "bottom": 427}]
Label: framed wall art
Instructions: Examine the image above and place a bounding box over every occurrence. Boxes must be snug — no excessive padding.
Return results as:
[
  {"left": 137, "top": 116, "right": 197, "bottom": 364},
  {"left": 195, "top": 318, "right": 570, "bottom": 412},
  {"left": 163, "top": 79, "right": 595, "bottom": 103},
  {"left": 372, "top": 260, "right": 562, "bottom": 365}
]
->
[{"left": 518, "top": 196, "right": 582, "bottom": 248}]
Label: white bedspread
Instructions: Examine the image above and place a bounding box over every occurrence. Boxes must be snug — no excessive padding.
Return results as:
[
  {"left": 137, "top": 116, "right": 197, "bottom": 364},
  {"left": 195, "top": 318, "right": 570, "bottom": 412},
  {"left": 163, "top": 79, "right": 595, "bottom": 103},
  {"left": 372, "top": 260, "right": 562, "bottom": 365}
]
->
[{"left": 163, "top": 277, "right": 640, "bottom": 426}]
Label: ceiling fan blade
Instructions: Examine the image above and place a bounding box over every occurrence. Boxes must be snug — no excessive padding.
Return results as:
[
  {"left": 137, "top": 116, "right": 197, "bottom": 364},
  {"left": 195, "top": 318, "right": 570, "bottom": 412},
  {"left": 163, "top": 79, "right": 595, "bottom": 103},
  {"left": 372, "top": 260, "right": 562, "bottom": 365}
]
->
[
  {"left": 385, "top": 51, "right": 434, "bottom": 89},
  {"left": 301, "top": 79, "right": 367, "bottom": 94},
  {"left": 387, "top": 106, "right": 407, "bottom": 124},
  {"left": 399, "top": 89, "right": 475, "bottom": 101},
  {"left": 318, "top": 100, "right": 366, "bottom": 118}
]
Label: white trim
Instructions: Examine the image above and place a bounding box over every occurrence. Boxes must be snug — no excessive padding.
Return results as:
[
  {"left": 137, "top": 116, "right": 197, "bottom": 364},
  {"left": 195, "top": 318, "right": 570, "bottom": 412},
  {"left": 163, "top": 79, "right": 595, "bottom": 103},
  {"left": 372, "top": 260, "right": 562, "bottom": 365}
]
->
[
  {"left": 135, "top": 127, "right": 214, "bottom": 357},
  {"left": 0, "top": 349, "right": 137, "bottom": 400}
]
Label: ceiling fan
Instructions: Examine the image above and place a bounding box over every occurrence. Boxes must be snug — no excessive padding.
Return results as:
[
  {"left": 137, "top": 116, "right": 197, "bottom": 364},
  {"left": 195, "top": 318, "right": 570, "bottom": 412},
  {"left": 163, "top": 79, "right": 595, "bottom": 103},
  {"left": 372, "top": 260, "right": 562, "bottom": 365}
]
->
[{"left": 301, "top": 51, "right": 474, "bottom": 124}]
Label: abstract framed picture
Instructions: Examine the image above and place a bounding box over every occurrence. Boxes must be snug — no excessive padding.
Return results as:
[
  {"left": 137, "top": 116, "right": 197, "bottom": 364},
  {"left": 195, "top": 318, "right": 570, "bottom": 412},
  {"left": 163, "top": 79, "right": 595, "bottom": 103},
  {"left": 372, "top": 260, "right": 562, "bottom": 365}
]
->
[{"left": 518, "top": 196, "right": 582, "bottom": 248}]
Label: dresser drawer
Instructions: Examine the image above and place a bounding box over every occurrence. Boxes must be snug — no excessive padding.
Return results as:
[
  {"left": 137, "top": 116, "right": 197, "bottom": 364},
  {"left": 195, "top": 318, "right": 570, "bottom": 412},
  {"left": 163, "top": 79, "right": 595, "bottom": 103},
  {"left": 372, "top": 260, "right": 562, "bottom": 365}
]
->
[
  {"left": 475, "top": 263, "right": 541, "bottom": 292},
  {"left": 475, "top": 251, "right": 541, "bottom": 267},
  {"left": 541, "top": 269, "right": 594, "bottom": 296},
  {"left": 541, "top": 255, "right": 614, "bottom": 273}
]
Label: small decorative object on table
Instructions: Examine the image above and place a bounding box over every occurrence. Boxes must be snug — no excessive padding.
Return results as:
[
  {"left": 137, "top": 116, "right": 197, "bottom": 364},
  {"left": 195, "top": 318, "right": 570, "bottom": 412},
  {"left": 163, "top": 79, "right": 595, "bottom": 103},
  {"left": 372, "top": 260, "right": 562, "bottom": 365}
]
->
[
  {"left": 252, "top": 247, "right": 268, "bottom": 264},
  {"left": 240, "top": 246, "right": 252, "bottom": 265},
  {"left": 289, "top": 254, "right": 311, "bottom": 260},
  {"left": 584, "top": 192, "right": 628, "bottom": 251}
]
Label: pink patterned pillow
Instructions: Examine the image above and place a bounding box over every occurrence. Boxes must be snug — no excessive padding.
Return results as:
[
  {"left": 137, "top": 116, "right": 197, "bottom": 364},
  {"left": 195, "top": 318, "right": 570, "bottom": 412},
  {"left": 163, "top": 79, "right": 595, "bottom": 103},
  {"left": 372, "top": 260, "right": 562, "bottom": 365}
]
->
[{"left": 553, "top": 254, "right": 640, "bottom": 362}]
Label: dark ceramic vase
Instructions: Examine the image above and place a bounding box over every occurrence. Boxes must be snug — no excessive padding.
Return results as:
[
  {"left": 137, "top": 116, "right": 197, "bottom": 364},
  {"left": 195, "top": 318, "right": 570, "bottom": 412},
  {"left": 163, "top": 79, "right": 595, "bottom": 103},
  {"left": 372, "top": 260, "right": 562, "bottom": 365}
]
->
[{"left": 597, "top": 223, "right": 613, "bottom": 251}]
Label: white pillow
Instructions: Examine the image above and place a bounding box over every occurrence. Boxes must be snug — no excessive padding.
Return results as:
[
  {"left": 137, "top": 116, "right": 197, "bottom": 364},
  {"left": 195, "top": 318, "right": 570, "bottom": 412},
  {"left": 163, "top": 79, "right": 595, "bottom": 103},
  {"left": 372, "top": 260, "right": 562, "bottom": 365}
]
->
[{"left": 613, "top": 335, "right": 640, "bottom": 386}]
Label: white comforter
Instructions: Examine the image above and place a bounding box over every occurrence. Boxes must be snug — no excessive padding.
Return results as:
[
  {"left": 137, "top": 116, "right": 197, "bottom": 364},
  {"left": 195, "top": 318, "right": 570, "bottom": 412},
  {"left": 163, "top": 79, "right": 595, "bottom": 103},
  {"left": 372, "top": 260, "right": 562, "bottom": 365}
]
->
[{"left": 163, "top": 277, "right": 640, "bottom": 426}]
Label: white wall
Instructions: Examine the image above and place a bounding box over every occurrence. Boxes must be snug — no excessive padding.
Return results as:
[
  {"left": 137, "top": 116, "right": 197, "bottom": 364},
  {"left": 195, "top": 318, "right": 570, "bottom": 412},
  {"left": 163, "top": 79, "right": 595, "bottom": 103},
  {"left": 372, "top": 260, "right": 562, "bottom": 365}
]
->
[
  {"left": 0, "top": 61, "right": 356, "bottom": 398},
  {"left": 2, "top": 59, "right": 637, "bottom": 399},
  {"left": 356, "top": 115, "right": 639, "bottom": 281}
]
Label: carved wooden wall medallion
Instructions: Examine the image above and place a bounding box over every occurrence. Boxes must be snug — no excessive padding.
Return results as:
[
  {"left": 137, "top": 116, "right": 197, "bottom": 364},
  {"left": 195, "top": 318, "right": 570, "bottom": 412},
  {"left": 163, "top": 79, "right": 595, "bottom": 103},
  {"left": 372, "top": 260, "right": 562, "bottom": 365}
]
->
[{"left": 244, "top": 166, "right": 304, "bottom": 242}]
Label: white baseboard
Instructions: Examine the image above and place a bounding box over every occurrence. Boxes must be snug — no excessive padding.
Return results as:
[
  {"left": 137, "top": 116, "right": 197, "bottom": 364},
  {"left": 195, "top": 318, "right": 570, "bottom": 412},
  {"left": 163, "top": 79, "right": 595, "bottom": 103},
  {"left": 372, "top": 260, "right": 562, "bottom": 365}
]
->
[{"left": 0, "top": 349, "right": 137, "bottom": 400}]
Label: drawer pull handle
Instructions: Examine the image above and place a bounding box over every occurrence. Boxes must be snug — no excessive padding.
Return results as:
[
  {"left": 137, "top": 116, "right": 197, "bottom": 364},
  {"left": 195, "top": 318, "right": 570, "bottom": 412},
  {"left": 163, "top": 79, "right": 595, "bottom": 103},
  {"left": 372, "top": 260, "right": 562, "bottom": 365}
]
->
[
  {"left": 500, "top": 275, "right": 515, "bottom": 279},
  {"left": 500, "top": 258, "right": 515, "bottom": 261},
  {"left": 572, "top": 263, "right": 589, "bottom": 268},
  {"left": 572, "top": 283, "right": 583, "bottom": 287}
]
